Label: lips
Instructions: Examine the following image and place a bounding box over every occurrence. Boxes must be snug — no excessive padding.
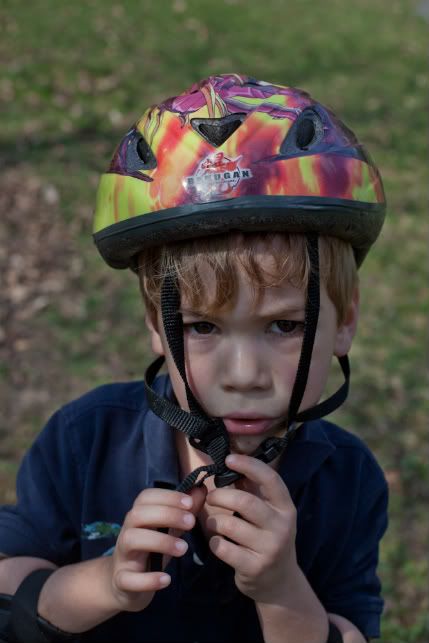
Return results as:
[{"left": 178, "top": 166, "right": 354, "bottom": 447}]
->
[{"left": 222, "top": 416, "right": 275, "bottom": 435}]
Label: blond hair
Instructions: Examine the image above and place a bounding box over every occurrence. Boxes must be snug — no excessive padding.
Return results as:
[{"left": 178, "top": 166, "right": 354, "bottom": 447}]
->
[{"left": 137, "top": 232, "right": 358, "bottom": 326}]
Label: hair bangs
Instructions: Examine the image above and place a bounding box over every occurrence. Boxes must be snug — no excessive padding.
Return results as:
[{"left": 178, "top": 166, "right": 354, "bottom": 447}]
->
[{"left": 137, "top": 232, "right": 357, "bottom": 326}]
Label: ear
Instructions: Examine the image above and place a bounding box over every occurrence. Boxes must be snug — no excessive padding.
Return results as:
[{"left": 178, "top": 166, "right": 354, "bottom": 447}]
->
[
  {"left": 144, "top": 310, "right": 165, "bottom": 356},
  {"left": 334, "top": 287, "right": 360, "bottom": 357}
]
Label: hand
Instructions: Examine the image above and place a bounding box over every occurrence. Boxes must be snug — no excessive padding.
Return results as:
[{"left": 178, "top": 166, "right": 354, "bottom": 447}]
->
[
  {"left": 205, "top": 454, "right": 298, "bottom": 604},
  {"left": 108, "top": 485, "right": 207, "bottom": 612}
]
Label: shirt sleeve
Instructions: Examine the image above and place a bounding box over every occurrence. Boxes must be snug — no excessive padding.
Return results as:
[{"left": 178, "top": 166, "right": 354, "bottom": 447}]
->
[
  {"left": 0, "top": 409, "right": 82, "bottom": 565},
  {"left": 319, "top": 456, "right": 389, "bottom": 639}
]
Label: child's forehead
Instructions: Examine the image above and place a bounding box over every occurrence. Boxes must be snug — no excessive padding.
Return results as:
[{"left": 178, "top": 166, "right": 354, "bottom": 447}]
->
[
  {"left": 167, "top": 232, "right": 311, "bottom": 315},
  {"left": 180, "top": 258, "right": 307, "bottom": 311}
]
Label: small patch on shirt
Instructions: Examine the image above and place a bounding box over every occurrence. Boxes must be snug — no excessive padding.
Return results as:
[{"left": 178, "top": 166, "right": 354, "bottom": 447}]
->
[
  {"left": 81, "top": 521, "right": 121, "bottom": 540},
  {"left": 81, "top": 522, "right": 121, "bottom": 555}
]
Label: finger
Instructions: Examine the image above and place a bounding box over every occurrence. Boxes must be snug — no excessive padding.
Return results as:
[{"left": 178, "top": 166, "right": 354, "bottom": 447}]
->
[
  {"left": 225, "top": 454, "right": 293, "bottom": 507},
  {"left": 115, "top": 569, "right": 171, "bottom": 594},
  {"left": 164, "top": 485, "right": 208, "bottom": 542},
  {"left": 209, "top": 534, "right": 260, "bottom": 574},
  {"left": 206, "top": 488, "right": 271, "bottom": 527},
  {"left": 118, "top": 527, "right": 189, "bottom": 559},
  {"left": 125, "top": 505, "right": 195, "bottom": 531},
  {"left": 206, "top": 513, "right": 260, "bottom": 550},
  {"left": 133, "top": 488, "right": 194, "bottom": 510}
]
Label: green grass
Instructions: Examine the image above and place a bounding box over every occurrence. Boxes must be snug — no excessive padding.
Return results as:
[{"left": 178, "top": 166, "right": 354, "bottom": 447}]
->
[{"left": 1, "top": 0, "right": 428, "bottom": 640}]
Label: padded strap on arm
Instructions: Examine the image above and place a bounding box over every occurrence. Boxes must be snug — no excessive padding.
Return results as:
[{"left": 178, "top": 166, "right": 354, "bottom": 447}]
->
[{"left": 10, "top": 569, "right": 80, "bottom": 643}]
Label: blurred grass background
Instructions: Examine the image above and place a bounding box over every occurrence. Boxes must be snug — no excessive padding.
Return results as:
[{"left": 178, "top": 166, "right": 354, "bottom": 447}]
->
[{"left": 0, "top": 0, "right": 427, "bottom": 640}]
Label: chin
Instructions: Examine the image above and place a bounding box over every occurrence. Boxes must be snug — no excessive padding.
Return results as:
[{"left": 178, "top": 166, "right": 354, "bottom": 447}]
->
[{"left": 228, "top": 434, "right": 262, "bottom": 455}]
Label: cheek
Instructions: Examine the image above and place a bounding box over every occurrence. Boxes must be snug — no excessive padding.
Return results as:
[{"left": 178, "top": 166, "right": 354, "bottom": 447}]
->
[
  {"left": 182, "top": 335, "right": 218, "bottom": 402},
  {"left": 185, "top": 354, "right": 214, "bottom": 403},
  {"left": 274, "top": 355, "right": 301, "bottom": 392},
  {"left": 169, "top": 348, "right": 216, "bottom": 413},
  {"left": 302, "top": 341, "right": 334, "bottom": 407},
  {"left": 270, "top": 339, "right": 302, "bottom": 383}
]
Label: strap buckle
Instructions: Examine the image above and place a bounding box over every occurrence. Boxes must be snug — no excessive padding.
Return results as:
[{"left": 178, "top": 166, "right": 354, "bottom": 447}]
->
[
  {"left": 252, "top": 424, "right": 297, "bottom": 465},
  {"left": 252, "top": 437, "right": 284, "bottom": 464},
  {"left": 214, "top": 468, "right": 242, "bottom": 487}
]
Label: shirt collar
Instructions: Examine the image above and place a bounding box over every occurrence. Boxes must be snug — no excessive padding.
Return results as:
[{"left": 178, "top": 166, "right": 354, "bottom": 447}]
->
[
  {"left": 278, "top": 419, "right": 336, "bottom": 496},
  {"left": 143, "top": 375, "right": 336, "bottom": 495}
]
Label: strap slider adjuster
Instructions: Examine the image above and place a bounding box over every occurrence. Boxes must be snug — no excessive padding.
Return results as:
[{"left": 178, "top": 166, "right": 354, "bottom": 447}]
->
[{"left": 252, "top": 437, "right": 283, "bottom": 464}]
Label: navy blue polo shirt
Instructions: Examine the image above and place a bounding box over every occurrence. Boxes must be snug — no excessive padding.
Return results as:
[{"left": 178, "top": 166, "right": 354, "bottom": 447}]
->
[{"left": 0, "top": 376, "right": 388, "bottom": 642}]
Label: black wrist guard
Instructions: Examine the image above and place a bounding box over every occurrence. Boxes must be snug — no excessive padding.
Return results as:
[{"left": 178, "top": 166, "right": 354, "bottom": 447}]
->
[
  {"left": 10, "top": 569, "right": 81, "bottom": 643},
  {"left": 327, "top": 622, "right": 344, "bottom": 643}
]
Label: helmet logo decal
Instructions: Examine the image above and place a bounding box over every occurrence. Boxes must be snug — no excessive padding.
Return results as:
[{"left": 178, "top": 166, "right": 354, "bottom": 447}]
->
[{"left": 185, "top": 151, "right": 252, "bottom": 198}]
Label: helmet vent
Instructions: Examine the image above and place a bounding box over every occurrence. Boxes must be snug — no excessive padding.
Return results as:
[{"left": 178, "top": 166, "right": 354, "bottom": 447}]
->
[
  {"left": 296, "top": 118, "right": 317, "bottom": 149},
  {"left": 191, "top": 113, "right": 246, "bottom": 147},
  {"left": 281, "top": 108, "right": 324, "bottom": 155},
  {"left": 136, "top": 136, "right": 157, "bottom": 168},
  {"left": 122, "top": 130, "right": 157, "bottom": 172}
]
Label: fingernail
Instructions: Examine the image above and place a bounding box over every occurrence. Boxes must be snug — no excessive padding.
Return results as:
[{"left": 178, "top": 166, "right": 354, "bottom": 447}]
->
[
  {"left": 226, "top": 455, "right": 237, "bottom": 465},
  {"left": 181, "top": 496, "right": 192, "bottom": 508},
  {"left": 183, "top": 513, "right": 194, "bottom": 526},
  {"left": 160, "top": 574, "right": 171, "bottom": 585},
  {"left": 175, "top": 540, "right": 188, "bottom": 553}
]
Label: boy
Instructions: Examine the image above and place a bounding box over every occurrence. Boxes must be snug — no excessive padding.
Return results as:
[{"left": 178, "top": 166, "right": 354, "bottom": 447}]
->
[{"left": 0, "top": 75, "right": 388, "bottom": 643}]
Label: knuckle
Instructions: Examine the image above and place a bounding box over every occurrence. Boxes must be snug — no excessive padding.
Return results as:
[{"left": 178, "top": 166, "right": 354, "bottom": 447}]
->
[
  {"left": 114, "top": 570, "right": 128, "bottom": 593},
  {"left": 238, "top": 493, "right": 255, "bottom": 515},
  {"left": 133, "top": 488, "right": 151, "bottom": 506},
  {"left": 126, "top": 506, "right": 142, "bottom": 526},
  {"left": 119, "top": 528, "right": 135, "bottom": 552},
  {"left": 223, "top": 515, "right": 236, "bottom": 535}
]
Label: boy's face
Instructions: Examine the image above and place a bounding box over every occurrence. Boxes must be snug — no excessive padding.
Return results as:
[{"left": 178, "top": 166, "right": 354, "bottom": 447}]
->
[{"left": 146, "top": 247, "right": 358, "bottom": 456}]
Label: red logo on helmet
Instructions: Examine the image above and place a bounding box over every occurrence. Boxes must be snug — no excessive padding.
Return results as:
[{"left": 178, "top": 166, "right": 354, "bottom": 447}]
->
[{"left": 185, "top": 152, "right": 252, "bottom": 199}]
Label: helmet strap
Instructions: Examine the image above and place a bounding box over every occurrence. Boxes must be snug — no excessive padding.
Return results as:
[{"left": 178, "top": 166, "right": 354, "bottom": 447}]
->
[
  {"left": 144, "top": 272, "right": 233, "bottom": 492},
  {"left": 287, "top": 234, "right": 320, "bottom": 423}
]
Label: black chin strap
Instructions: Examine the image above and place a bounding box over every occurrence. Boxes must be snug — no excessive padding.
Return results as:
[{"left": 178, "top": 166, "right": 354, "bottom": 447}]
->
[
  {"left": 145, "top": 273, "right": 233, "bottom": 491},
  {"left": 144, "top": 234, "right": 350, "bottom": 494}
]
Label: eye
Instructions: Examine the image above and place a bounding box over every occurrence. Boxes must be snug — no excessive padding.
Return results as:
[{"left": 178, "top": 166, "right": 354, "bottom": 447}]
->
[
  {"left": 269, "top": 320, "right": 304, "bottom": 336},
  {"left": 185, "top": 321, "right": 216, "bottom": 335}
]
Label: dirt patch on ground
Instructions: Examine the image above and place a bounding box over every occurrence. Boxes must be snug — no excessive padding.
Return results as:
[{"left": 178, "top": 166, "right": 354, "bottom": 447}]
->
[
  {"left": 0, "top": 165, "right": 149, "bottom": 480},
  {"left": 0, "top": 167, "right": 83, "bottom": 460}
]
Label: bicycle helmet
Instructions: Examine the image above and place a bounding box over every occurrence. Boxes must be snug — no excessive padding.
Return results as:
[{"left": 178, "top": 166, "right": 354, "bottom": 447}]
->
[{"left": 93, "top": 74, "right": 386, "bottom": 495}]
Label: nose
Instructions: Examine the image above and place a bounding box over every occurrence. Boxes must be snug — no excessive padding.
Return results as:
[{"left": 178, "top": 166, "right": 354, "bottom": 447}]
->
[{"left": 220, "top": 336, "right": 271, "bottom": 392}]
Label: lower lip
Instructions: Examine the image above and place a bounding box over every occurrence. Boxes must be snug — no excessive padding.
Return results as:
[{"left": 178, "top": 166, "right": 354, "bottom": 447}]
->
[{"left": 223, "top": 418, "right": 273, "bottom": 435}]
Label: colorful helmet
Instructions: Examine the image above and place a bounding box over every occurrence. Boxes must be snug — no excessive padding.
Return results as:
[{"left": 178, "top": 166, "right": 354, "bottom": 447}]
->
[{"left": 93, "top": 73, "right": 386, "bottom": 270}]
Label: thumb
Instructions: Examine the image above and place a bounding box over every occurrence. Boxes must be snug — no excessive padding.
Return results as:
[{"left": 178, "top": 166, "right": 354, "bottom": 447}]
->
[{"left": 188, "top": 484, "right": 207, "bottom": 515}]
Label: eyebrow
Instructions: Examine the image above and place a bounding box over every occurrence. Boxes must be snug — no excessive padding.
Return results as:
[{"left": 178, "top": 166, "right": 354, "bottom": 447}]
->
[{"left": 179, "top": 306, "right": 306, "bottom": 320}]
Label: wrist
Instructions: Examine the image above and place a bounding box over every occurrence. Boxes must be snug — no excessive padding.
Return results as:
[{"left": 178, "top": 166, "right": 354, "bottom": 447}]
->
[
  {"left": 38, "top": 557, "right": 121, "bottom": 633},
  {"left": 256, "top": 564, "right": 329, "bottom": 643},
  {"left": 256, "top": 556, "right": 303, "bottom": 605},
  {"left": 257, "top": 600, "right": 329, "bottom": 643}
]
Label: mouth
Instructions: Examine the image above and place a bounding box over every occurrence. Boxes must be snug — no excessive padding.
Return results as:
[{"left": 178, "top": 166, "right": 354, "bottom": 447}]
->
[{"left": 222, "top": 415, "right": 276, "bottom": 435}]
